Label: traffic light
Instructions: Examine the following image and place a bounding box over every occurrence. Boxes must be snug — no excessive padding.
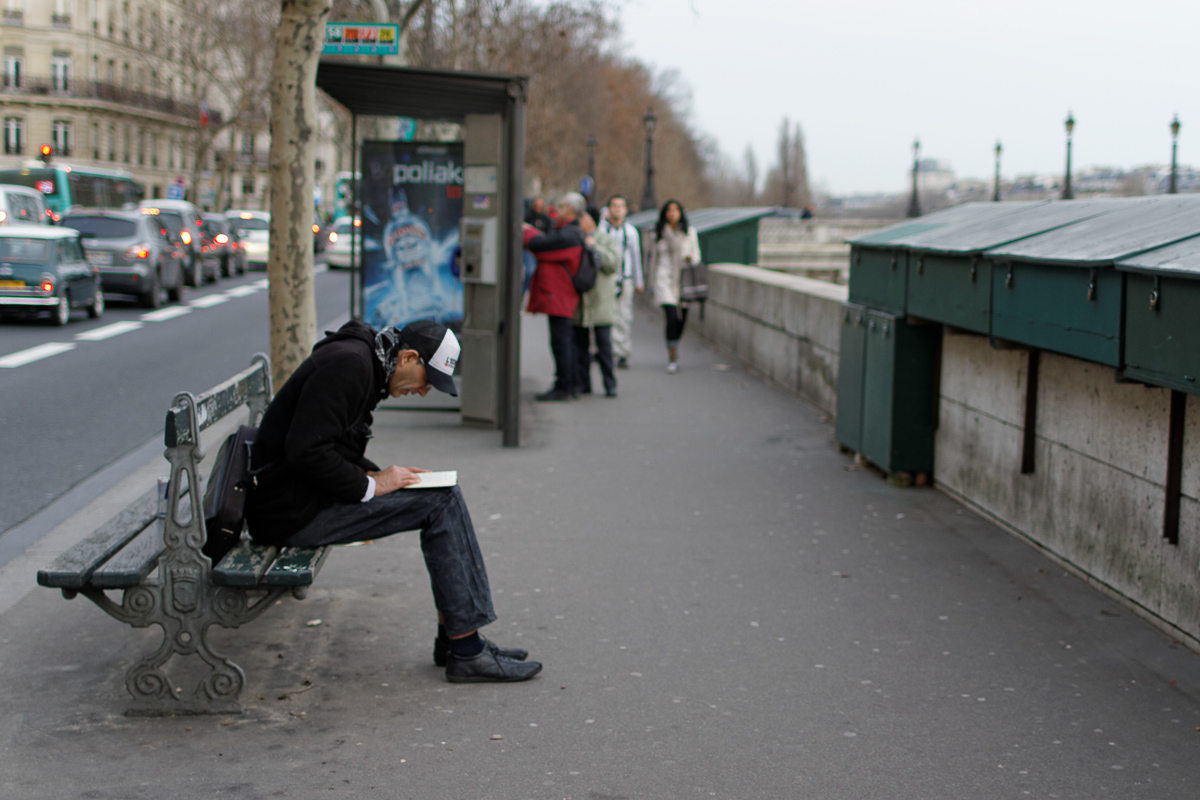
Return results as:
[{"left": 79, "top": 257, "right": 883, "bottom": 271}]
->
[{"left": 39, "top": 144, "right": 52, "bottom": 164}]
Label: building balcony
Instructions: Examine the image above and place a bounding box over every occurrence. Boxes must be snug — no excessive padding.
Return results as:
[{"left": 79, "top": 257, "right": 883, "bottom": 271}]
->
[
  {"left": 2, "top": 9, "right": 23, "bottom": 26},
  {"left": 0, "top": 77, "right": 222, "bottom": 126},
  {"left": 52, "top": 14, "right": 72, "bottom": 29}
]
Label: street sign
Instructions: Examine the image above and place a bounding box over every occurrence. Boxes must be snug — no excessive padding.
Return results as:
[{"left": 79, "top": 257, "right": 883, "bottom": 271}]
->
[
  {"left": 579, "top": 175, "right": 595, "bottom": 197},
  {"left": 323, "top": 23, "right": 400, "bottom": 56},
  {"left": 166, "top": 179, "right": 185, "bottom": 200}
]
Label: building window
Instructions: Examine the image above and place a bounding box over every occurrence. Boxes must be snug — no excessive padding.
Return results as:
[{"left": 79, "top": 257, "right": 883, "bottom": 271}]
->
[
  {"left": 122, "top": 125, "right": 130, "bottom": 163},
  {"left": 51, "top": 120, "right": 71, "bottom": 157},
  {"left": 52, "top": 0, "right": 70, "bottom": 27},
  {"left": 92, "top": 121, "right": 99, "bottom": 159},
  {"left": 241, "top": 176, "right": 255, "bottom": 195},
  {"left": 2, "top": 0, "right": 24, "bottom": 27},
  {"left": 137, "top": 129, "right": 145, "bottom": 165},
  {"left": 51, "top": 53, "right": 71, "bottom": 92},
  {"left": 3, "top": 117, "right": 24, "bottom": 155},
  {"left": 241, "top": 134, "right": 255, "bottom": 155},
  {"left": 108, "top": 123, "right": 116, "bottom": 161},
  {"left": 2, "top": 53, "right": 23, "bottom": 89},
  {"left": 150, "top": 132, "right": 157, "bottom": 167},
  {"left": 106, "top": 59, "right": 114, "bottom": 84}
]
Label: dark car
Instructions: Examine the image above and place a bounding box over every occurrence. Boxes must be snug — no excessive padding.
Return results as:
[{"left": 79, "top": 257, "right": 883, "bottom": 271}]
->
[
  {"left": 0, "top": 224, "right": 103, "bottom": 325},
  {"left": 202, "top": 213, "right": 246, "bottom": 277},
  {"left": 60, "top": 209, "right": 185, "bottom": 308},
  {"left": 139, "top": 200, "right": 218, "bottom": 286}
]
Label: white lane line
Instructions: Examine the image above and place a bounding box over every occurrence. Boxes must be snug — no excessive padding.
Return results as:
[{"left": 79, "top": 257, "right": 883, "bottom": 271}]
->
[
  {"left": 252, "top": 278, "right": 269, "bottom": 288},
  {"left": 189, "top": 294, "right": 230, "bottom": 308},
  {"left": 75, "top": 321, "right": 144, "bottom": 341},
  {"left": 141, "top": 306, "right": 192, "bottom": 322},
  {"left": 0, "top": 342, "right": 76, "bottom": 368},
  {"left": 224, "top": 285, "right": 260, "bottom": 297}
]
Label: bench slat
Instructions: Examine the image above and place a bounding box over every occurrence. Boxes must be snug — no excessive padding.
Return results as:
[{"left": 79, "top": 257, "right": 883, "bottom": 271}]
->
[
  {"left": 36, "top": 488, "right": 159, "bottom": 590},
  {"left": 90, "top": 520, "right": 165, "bottom": 589},
  {"left": 211, "top": 539, "right": 279, "bottom": 587},
  {"left": 164, "top": 361, "right": 268, "bottom": 448},
  {"left": 261, "top": 547, "right": 330, "bottom": 587}
]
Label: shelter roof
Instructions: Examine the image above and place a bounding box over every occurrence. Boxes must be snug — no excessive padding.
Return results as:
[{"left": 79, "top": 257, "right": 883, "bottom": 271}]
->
[{"left": 316, "top": 60, "right": 525, "bottom": 119}]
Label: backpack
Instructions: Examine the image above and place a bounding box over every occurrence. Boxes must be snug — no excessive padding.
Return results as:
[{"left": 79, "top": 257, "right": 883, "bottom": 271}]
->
[
  {"left": 201, "top": 425, "right": 269, "bottom": 565},
  {"left": 569, "top": 244, "right": 599, "bottom": 294}
]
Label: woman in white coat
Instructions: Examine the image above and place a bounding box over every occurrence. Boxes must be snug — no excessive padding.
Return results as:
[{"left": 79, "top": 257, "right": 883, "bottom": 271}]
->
[{"left": 651, "top": 199, "right": 701, "bottom": 373}]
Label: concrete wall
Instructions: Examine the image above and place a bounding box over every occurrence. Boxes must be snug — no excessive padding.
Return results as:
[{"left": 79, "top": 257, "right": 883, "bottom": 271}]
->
[
  {"left": 693, "top": 266, "right": 1200, "bottom": 647},
  {"left": 692, "top": 265, "right": 847, "bottom": 416},
  {"left": 935, "top": 331, "right": 1200, "bottom": 646}
]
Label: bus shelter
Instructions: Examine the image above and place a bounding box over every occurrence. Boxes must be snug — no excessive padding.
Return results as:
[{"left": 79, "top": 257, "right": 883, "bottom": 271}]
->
[{"left": 316, "top": 61, "right": 528, "bottom": 446}]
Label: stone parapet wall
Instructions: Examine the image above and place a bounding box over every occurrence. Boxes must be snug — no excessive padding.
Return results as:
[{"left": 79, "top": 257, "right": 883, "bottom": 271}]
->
[
  {"left": 934, "top": 331, "right": 1200, "bottom": 647},
  {"left": 693, "top": 266, "right": 1200, "bottom": 648},
  {"left": 692, "top": 265, "right": 847, "bottom": 416}
]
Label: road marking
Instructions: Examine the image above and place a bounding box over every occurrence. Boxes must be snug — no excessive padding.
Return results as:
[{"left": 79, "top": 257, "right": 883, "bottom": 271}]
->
[
  {"left": 189, "top": 294, "right": 229, "bottom": 308},
  {"left": 75, "top": 321, "right": 144, "bottom": 341},
  {"left": 0, "top": 342, "right": 76, "bottom": 368},
  {"left": 141, "top": 306, "right": 191, "bottom": 322},
  {"left": 252, "top": 278, "right": 269, "bottom": 288},
  {"left": 224, "top": 285, "right": 260, "bottom": 297}
]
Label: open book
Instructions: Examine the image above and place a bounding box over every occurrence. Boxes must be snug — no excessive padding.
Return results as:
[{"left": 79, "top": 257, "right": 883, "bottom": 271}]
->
[{"left": 402, "top": 470, "right": 458, "bottom": 489}]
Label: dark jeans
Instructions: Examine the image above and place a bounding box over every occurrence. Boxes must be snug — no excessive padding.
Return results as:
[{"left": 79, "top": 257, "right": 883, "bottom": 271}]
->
[
  {"left": 574, "top": 324, "right": 616, "bottom": 394},
  {"left": 663, "top": 304, "right": 688, "bottom": 347},
  {"left": 548, "top": 314, "right": 577, "bottom": 393},
  {"left": 283, "top": 486, "right": 497, "bottom": 638}
]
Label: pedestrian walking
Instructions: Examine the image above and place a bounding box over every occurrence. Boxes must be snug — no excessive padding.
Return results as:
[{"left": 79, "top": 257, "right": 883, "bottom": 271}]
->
[
  {"left": 573, "top": 206, "right": 622, "bottom": 397},
  {"left": 599, "top": 195, "right": 642, "bottom": 369},
  {"left": 651, "top": 199, "right": 701, "bottom": 373}
]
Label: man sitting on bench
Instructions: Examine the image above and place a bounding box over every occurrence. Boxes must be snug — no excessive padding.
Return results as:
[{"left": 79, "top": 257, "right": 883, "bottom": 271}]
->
[{"left": 245, "top": 318, "right": 542, "bottom": 683}]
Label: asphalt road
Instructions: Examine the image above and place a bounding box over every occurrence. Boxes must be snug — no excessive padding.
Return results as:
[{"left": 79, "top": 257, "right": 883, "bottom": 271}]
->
[{"left": 0, "top": 261, "right": 352, "bottom": 535}]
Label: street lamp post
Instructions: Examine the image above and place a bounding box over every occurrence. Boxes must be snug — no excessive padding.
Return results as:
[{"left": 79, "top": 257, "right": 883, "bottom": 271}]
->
[
  {"left": 640, "top": 106, "right": 657, "bottom": 212},
  {"left": 1061, "top": 112, "right": 1075, "bottom": 200},
  {"left": 905, "top": 138, "right": 921, "bottom": 218},
  {"left": 994, "top": 141, "right": 1003, "bottom": 202},
  {"left": 1169, "top": 115, "right": 1181, "bottom": 195},
  {"left": 586, "top": 134, "right": 597, "bottom": 203}
]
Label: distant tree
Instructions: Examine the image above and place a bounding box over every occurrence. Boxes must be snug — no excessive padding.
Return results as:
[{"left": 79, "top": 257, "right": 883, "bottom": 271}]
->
[{"left": 763, "top": 117, "right": 810, "bottom": 209}]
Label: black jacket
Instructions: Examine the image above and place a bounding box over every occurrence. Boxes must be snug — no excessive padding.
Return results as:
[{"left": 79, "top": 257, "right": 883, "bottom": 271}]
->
[{"left": 246, "top": 321, "right": 385, "bottom": 544}]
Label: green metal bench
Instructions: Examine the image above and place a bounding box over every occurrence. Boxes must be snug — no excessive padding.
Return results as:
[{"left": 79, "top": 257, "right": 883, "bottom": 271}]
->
[{"left": 37, "top": 355, "right": 328, "bottom": 716}]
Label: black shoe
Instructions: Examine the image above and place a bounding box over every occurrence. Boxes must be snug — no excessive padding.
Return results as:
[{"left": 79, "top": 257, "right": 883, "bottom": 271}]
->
[
  {"left": 434, "top": 634, "right": 529, "bottom": 668},
  {"left": 616, "top": 357, "right": 629, "bottom": 369},
  {"left": 605, "top": 389, "right": 618, "bottom": 398},
  {"left": 535, "top": 388, "right": 573, "bottom": 402},
  {"left": 445, "top": 649, "right": 543, "bottom": 683}
]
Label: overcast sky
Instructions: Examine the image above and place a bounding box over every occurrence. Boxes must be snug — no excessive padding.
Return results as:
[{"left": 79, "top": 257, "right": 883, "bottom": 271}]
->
[{"left": 614, "top": 0, "right": 1198, "bottom": 195}]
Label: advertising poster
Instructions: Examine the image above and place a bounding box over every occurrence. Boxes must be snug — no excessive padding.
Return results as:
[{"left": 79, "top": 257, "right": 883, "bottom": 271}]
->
[{"left": 360, "top": 140, "right": 464, "bottom": 330}]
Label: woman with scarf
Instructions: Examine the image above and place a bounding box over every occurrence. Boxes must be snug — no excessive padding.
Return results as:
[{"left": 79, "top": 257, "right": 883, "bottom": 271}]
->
[
  {"left": 651, "top": 199, "right": 702, "bottom": 373},
  {"left": 245, "top": 318, "right": 542, "bottom": 684}
]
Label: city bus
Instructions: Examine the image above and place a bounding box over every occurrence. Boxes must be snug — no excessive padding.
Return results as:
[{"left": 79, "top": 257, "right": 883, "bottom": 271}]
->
[{"left": 0, "top": 163, "right": 144, "bottom": 222}]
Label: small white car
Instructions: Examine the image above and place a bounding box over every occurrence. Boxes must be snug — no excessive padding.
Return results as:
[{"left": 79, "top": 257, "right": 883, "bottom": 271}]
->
[{"left": 225, "top": 209, "right": 270, "bottom": 268}]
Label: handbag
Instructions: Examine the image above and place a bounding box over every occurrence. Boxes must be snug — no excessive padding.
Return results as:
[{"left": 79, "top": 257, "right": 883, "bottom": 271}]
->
[
  {"left": 678, "top": 261, "right": 708, "bottom": 303},
  {"left": 201, "top": 425, "right": 273, "bottom": 565}
]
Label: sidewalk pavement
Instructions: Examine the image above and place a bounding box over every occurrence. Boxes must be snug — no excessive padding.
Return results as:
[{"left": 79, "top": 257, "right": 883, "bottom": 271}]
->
[{"left": 2, "top": 308, "right": 1199, "bottom": 799}]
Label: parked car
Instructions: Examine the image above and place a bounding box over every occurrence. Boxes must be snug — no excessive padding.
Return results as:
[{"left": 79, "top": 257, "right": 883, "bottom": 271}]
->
[
  {"left": 139, "top": 199, "right": 218, "bottom": 286},
  {"left": 0, "top": 224, "right": 103, "bottom": 325},
  {"left": 0, "top": 184, "right": 48, "bottom": 226},
  {"left": 225, "top": 209, "right": 270, "bottom": 269},
  {"left": 60, "top": 209, "right": 185, "bottom": 308},
  {"left": 202, "top": 213, "right": 245, "bottom": 277}
]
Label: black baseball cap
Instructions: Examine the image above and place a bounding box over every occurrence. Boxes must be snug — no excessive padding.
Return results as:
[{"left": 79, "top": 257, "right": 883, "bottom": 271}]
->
[{"left": 399, "top": 319, "right": 460, "bottom": 396}]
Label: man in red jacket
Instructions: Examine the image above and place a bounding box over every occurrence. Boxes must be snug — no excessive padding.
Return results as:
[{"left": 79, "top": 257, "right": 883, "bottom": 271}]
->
[{"left": 524, "top": 192, "right": 587, "bottom": 401}]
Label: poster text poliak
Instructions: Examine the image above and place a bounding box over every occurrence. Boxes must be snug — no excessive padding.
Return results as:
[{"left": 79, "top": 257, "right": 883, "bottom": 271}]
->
[{"left": 360, "top": 141, "right": 464, "bottom": 331}]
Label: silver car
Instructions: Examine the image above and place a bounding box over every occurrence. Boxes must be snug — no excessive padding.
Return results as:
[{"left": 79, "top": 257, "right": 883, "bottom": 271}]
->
[{"left": 61, "top": 209, "right": 185, "bottom": 308}]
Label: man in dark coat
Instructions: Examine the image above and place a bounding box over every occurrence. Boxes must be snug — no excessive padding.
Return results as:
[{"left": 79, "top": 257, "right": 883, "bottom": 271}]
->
[{"left": 246, "top": 318, "right": 541, "bottom": 683}]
